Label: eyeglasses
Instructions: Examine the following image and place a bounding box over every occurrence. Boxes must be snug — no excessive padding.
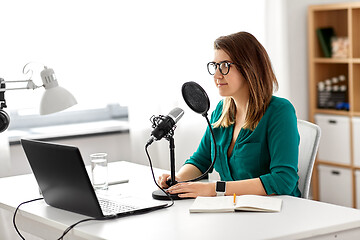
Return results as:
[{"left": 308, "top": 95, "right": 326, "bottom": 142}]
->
[{"left": 207, "top": 61, "right": 234, "bottom": 75}]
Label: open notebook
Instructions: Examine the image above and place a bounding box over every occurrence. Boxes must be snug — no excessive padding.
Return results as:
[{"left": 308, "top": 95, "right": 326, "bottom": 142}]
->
[{"left": 189, "top": 195, "right": 282, "bottom": 213}]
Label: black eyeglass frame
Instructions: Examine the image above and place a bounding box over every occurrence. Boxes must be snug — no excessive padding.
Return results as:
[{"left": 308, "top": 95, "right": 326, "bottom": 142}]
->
[{"left": 207, "top": 61, "right": 235, "bottom": 75}]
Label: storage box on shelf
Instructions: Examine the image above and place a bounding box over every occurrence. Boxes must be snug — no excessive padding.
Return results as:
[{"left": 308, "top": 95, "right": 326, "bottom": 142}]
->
[
  {"left": 315, "top": 114, "right": 351, "bottom": 165},
  {"left": 318, "top": 165, "right": 353, "bottom": 208}
]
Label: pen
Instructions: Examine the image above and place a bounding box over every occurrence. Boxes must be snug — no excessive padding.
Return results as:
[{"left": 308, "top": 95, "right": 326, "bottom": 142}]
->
[
  {"left": 233, "top": 193, "right": 236, "bottom": 206},
  {"left": 108, "top": 179, "right": 129, "bottom": 186}
]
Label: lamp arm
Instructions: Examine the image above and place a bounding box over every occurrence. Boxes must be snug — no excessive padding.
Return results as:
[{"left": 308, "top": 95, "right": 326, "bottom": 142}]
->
[{"left": 0, "top": 79, "right": 42, "bottom": 92}]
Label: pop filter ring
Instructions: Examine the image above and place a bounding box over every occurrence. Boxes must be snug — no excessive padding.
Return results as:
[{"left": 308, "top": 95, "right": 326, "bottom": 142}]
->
[
  {"left": 182, "top": 81, "right": 210, "bottom": 116},
  {"left": 180, "top": 81, "right": 217, "bottom": 183}
]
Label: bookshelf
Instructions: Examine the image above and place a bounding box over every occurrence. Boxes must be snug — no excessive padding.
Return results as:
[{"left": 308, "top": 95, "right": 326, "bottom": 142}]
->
[{"left": 308, "top": 2, "right": 360, "bottom": 208}]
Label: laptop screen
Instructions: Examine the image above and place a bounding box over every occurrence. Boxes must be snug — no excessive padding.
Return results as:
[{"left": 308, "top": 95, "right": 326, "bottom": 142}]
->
[{"left": 21, "top": 139, "right": 104, "bottom": 218}]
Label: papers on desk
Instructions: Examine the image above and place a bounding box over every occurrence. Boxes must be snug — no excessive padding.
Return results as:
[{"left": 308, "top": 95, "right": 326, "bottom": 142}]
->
[{"left": 189, "top": 195, "right": 282, "bottom": 213}]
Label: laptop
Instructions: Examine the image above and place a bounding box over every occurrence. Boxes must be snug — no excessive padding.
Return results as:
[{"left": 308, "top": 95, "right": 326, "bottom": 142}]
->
[{"left": 21, "top": 139, "right": 167, "bottom": 218}]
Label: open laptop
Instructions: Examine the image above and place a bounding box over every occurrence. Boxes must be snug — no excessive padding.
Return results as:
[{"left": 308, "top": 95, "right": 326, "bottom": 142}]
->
[{"left": 21, "top": 139, "right": 167, "bottom": 219}]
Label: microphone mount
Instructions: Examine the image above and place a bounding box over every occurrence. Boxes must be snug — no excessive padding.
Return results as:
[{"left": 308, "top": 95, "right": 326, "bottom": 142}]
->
[{"left": 149, "top": 114, "right": 177, "bottom": 141}]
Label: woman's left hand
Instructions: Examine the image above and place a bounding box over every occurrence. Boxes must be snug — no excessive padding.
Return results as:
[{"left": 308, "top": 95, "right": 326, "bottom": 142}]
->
[{"left": 167, "top": 182, "right": 216, "bottom": 198}]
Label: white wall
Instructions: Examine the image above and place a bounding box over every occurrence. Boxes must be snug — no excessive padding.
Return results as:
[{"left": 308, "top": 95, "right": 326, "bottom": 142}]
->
[{"left": 265, "top": 0, "right": 290, "bottom": 100}]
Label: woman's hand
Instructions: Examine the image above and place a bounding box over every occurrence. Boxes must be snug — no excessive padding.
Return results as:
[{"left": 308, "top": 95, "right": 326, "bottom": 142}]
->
[
  {"left": 157, "top": 164, "right": 203, "bottom": 190},
  {"left": 167, "top": 182, "right": 216, "bottom": 198},
  {"left": 158, "top": 174, "right": 180, "bottom": 189}
]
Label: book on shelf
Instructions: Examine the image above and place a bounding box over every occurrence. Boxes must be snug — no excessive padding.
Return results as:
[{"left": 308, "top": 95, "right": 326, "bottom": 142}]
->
[
  {"left": 316, "top": 27, "right": 335, "bottom": 58},
  {"left": 189, "top": 195, "right": 282, "bottom": 213}
]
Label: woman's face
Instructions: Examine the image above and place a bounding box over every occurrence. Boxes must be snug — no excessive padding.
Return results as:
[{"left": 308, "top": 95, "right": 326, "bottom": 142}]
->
[{"left": 213, "top": 49, "right": 248, "bottom": 99}]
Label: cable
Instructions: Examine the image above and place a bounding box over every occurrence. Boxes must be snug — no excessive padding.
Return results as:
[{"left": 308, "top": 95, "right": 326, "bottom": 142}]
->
[
  {"left": 178, "top": 113, "right": 217, "bottom": 184},
  {"left": 145, "top": 143, "right": 174, "bottom": 207},
  {"left": 57, "top": 214, "right": 121, "bottom": 240},
  {"left": 13, "top": 197, "right": 106, "bottom": 240},
  {"left": 56, "top": 217, "right": 98, "bottom": 240},
  {"left": 12, "top": 197, "right": 44, "bottom": 240}
]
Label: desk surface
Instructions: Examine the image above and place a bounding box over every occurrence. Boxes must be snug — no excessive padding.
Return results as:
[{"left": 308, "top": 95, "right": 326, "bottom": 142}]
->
[{"left": 1, "top": 161, "right": 360, "bottom": 240}]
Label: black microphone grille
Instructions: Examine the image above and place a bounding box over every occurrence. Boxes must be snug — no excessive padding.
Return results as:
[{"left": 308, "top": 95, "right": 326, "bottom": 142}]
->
[{"left": 182, "top": 81, "right": 210, "bottom": 115}]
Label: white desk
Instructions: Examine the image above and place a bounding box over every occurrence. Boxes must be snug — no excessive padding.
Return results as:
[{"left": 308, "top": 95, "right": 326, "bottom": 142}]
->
[{"left": 1, "top": 161, "right": 360, "bottom": 240}]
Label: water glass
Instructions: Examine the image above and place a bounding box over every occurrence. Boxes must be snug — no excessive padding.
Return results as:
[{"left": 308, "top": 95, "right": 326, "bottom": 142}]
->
[{"left": 90, "top": 153, "right": 108, "bottom": 190}]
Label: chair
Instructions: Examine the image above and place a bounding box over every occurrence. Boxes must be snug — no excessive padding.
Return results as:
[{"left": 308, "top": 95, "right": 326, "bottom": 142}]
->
[{"left": 297, "top": 119, "right": 321, "bottom": 199}]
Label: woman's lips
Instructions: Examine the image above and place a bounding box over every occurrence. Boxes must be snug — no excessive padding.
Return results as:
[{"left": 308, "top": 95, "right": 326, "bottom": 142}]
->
[{"left": 217, "top": 83, "right": 228, "bottom": 87}]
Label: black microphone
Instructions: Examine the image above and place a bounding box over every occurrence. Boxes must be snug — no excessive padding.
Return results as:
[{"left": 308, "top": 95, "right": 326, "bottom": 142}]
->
[
  {"left": 147, "top": 107, "right": 184, "bottom": 145},
  {"left": 148, "top": 107, "right": 184, "bottom": 201}
]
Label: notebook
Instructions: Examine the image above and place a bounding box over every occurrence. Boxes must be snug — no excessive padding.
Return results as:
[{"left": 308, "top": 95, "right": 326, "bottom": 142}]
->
[
  {"left": 189, "top": 195, "right": 282, "bottom": 213},
  {"left": 21, "top": 139, "right": 167, "bottom": 218}
]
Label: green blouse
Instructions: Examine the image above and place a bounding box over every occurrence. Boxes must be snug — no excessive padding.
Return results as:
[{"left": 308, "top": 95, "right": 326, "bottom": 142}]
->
[{"left": 184, "top": 96, "right": 301, "bottom": 197}]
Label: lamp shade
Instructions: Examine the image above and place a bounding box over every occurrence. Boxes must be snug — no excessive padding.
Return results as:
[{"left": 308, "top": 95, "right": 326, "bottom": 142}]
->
[
  {"left": 39, "top": 67, "right": 77, "bottom": 115},
  {"left": 40, "top": 86, "right": 77, "bottom": 115}
]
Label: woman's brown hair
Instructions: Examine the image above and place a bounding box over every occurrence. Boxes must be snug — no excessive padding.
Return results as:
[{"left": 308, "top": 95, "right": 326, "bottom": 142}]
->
[{"left": 212, "top": 31, "right": 278, "bottom": 130}]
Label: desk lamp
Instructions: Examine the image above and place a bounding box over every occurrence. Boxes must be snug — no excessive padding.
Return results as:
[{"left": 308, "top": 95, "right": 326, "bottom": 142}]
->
[{"left": 0, "top": 64, "right": 77, "bottom": 133}]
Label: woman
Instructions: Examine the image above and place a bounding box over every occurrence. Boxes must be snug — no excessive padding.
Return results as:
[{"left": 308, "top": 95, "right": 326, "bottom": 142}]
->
[{"left": 158, "top": 31, "right": 301, "bottom": 198}]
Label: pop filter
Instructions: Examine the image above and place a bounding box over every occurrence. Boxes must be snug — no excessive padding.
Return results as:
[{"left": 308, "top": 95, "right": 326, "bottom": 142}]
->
[
  {"left": 180, "top": 81, "right": 217, "bottom": 183},
  {"left": 181, "top": 81, "right": 210, "bottom": 116}
]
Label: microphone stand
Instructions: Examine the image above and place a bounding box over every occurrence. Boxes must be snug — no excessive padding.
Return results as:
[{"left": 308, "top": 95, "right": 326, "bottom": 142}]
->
[
  {"left": 152, "top": 135, "right": 182, "bottom": 200},
  {"left": 168, "top": 136, "right": 177, "bottom": 187}
]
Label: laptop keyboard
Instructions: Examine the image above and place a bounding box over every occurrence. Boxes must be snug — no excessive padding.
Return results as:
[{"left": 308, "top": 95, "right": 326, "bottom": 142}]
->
[{"left": 98, "top": 198, "right": 138, "bottom": 215}]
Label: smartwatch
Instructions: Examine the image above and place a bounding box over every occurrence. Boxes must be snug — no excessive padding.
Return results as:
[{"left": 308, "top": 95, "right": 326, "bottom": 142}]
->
[{"left": 216, "top": 181, "right": 226, "bottom": 196}]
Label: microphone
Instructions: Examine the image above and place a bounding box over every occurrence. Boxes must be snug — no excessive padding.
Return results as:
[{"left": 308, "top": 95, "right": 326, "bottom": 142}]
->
[
  {"left": 147, "top": 107, "right": 184, "bottom": 145},
  {"left": 148, "top": 107, "right": 184, "bottom": 201}
]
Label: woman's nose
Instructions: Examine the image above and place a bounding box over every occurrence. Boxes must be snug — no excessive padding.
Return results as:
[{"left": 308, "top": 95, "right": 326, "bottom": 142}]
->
[{"left": 214, "top": 68, "right": 223, "bottom": 79}]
